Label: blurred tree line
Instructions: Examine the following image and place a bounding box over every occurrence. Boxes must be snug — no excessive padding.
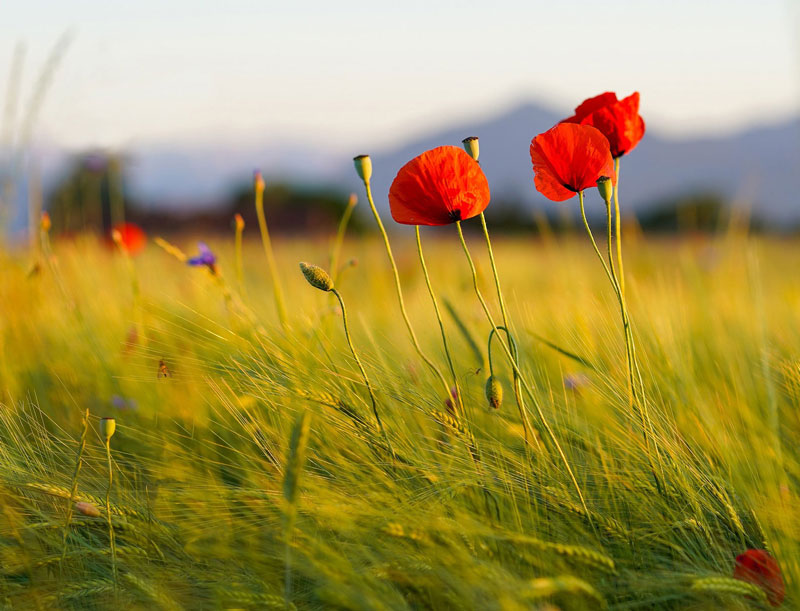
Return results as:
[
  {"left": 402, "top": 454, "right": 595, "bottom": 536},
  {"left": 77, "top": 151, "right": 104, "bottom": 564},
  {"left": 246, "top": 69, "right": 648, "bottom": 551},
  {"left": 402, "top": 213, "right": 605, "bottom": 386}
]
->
[{"left": 45, "top": 152, "right": 763, "bottom": 237}]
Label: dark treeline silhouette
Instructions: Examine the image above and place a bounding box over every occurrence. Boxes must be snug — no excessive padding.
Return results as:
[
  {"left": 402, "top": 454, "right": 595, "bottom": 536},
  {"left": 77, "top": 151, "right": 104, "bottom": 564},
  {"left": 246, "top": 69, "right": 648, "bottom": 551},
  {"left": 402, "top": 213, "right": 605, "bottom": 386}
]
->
[{"left": 45, "top": 152, "right": 770, "bottom": 238}]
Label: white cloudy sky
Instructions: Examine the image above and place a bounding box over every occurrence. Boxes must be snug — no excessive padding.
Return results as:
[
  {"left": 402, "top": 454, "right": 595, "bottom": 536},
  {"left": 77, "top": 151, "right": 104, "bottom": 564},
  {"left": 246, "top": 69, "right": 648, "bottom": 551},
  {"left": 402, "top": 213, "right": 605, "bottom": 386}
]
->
[{"left": 1, "top": 0, "right": 797, "bottom": 151}]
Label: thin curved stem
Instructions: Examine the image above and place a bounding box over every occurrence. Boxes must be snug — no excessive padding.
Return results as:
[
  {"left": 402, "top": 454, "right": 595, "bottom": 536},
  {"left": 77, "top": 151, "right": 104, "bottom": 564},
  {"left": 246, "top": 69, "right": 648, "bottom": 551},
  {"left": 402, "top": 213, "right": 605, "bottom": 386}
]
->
[
  {"left": 59, "top": 408, "right": 90, "bottom": 573},
  {"left": 613, "top": 158, "right": 625, "bottom": 298},
  {"left": 415, "top": 226, "right": 464, "bottom": 419},
  {"left": 361, "top": 180, "right": 452, "bottom": 400},
  {"left": 332, "top": 288, "right": 393, "bottom": 458},
  {"left": 104, "top": 439, "right": 118, "bottom": 593},
  {"left": 455, "top": 221, "right": 589, "bottom": 518},
  {"left": 255, "top": 184, "right": 288, "bottom": 328},
  {"left": 331, "top": 196, "right": 357, "bottom": 285},
  {"left": 478, "top": 212, "right": 532, "bottom": 444}
]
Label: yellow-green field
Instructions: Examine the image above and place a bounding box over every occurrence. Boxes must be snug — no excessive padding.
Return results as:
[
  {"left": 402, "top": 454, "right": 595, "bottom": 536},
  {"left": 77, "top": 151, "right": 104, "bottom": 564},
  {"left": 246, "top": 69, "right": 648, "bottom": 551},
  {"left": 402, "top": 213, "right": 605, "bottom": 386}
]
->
[{"left": 1, "top": 229, "right": 798, "bottom": 609}]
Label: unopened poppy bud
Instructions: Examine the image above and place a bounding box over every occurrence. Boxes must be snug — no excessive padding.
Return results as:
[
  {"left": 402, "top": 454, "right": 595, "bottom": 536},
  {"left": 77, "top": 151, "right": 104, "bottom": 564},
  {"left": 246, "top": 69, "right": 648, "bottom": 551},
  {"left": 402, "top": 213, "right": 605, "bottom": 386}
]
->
[
  {"left": 254, "top": 170, "right": 265, "bottom": 193},
  {"left": 347, "top": 193, "right": 357, "bottom": 208},
  {"left": 299, "top": 262, "right": 334, "bottom": 292},
  {"left": 596, "top": 176, "right": 613, "bottom": 204},
  {"left": 353, "top": 155, "right": 372, "bottom": 184},
  {"left": 462, "top": 137, "right": 479, "bottom": 162},
  {"left": 234, "top": 213, "right": 245, "bottom": 231},
  {"left": 40, "top": 212, "right": 51, "bottom": 232},
  {"left": 111, "top": 229, "right": 123, "bottom": 247},
  {"left": 99, "top": 417, "right": 116, "bottom": 441},
  {"left": 75, "top": 501, "right": 101, "bottom": 517},
  {"left": 485, "top": 376, "right": 503, "bottom": 409}
]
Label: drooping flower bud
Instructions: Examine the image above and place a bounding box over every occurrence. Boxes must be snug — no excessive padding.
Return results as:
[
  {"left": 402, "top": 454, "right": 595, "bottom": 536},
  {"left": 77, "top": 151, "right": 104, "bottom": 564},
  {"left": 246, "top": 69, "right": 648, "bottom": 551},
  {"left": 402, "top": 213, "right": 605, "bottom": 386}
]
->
[
  {"left": 99, "top": 417, "right": 116, "bottom": 441},
  {"left": 485, "top": 376, "right": 503, "bottom": 409},
  {"left": 40, "top": 211, "right": 51, "bottom": 232},
  {"left": 596, "top": 176, "right": 613, "bottom": 204},
  {"left": 234, "top": 213, "right": 245, "bottom": 231},
  {"left": 353, "top": 155, "right": 372, "bottom": 184},
  {"left": 462, "top": 136, "right": 480, "bottom": 162},
  {"left": 299, "top": 262, "right": 334, "bottom": 292}
]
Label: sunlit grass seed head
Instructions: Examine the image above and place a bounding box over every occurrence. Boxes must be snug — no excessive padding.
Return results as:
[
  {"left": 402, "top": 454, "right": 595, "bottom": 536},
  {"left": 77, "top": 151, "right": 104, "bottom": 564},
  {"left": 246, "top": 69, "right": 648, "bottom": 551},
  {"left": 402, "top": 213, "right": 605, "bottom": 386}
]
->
[
  {"left": 353, "top": 155, "right": 372, "bottom": 184},
  {"left": 299, "top": 262, "right": 334, "bottom": 292},
  {"left": 99, "top": 417, "right": 116, "bottom": 442},
  {"left": 462, "top": 136, "right": 479, "bottom": 162},
  {"left": 597, "top": 175, "right": 613, "bottom": 204},
  {"left": 485, "top": 375, "right": 503, "bottom": 410},
  {"left": 254, "top": 170, "right": 266, "bottom": 193},
  {"left": 74, "top": 501, "right": 101, "bottom": 518}
]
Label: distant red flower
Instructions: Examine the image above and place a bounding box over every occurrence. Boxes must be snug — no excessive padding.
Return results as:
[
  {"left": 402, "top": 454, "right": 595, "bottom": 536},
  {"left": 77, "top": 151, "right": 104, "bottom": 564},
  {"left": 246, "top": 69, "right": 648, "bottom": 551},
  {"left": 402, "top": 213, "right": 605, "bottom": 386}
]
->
[
  {"left": 388, "top": 146, "right": 490, "bottom": 226},
  {"left": 112, "top": 222, "right": 146, "bottom": 255},
  {"left": 733, "top": 549, "right": 785, "bottom": 607},
  {"left": 530, "top": 123, "right": 614, "bottom": 202},
  {"left": 563, "top": 92, "right": 645, "bottom": 158}
]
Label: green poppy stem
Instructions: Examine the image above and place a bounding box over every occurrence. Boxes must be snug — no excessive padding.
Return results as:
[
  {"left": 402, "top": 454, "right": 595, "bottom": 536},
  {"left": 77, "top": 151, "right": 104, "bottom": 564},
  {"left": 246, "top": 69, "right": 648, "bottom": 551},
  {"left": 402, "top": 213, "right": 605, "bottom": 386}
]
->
[
  {"left": 455, "top": 220, "right": 589, "bottom": 520},
  {"left": 330, "top": 195, "right": 357, "bottom": 286},
  {"left": 59, "top": 407, "right": 90, "bottom": 573},
  {"left": 360, "top": 179, "right": 453, "bottom": 402},
  {"left": 254, "top": 181, "right": 288, "bottom": 328},
  {"left": 478, "top": 212, "right": 533, "bottom": 444},
  {"left": 104, "top": 437, "right": 118, "bottom": 594},
  {"left": 331, "top": 288, "right": 393, "bottom": 458},
  {"left": 414, "top": 226, "right": 464, "bottom": 420},
  {"left": 613, "top": 158, "right": 625, "bottom": 298},
  {"left": 579, "top": 190, "right": 660, "bottom": 481}
]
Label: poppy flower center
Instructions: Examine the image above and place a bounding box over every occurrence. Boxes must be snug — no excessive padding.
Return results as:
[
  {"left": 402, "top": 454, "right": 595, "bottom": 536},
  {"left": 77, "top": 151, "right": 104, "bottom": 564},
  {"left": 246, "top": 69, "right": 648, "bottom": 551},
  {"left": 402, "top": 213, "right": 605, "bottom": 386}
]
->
[{"left": 448, "top": 209, "right": 462, "bottom": 222}]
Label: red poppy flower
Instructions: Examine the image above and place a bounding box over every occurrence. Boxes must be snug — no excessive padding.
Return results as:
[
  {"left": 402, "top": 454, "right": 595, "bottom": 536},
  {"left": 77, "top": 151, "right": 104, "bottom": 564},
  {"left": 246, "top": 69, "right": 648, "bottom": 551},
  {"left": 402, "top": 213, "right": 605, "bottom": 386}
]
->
[
  {"left": 733, "top": 549, "right": 785, "bottom": 607},
  {"left": 562, "top": 91, "right": 645, "bottom": 158},
  {"left": 529, "top": 123, "right": 614, "bottom": 202},
  {"left": 388, "top": 146, "right": 490, "bottom": 226},
  {"left": 112, "top": 222, "right": 147, "bottom": 255}
]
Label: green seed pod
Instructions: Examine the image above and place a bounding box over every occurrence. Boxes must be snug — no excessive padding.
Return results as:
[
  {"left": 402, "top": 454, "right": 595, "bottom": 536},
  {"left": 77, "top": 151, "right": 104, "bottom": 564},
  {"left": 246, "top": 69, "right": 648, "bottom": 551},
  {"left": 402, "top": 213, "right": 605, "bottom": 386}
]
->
[
  {"left": 485, "top": 376, "right": 503, "bottom": 410},
  {"left": 299, "top": 262, "right": 334, "bottom": 292},
  {"left": 462, "top": 136, "right": 480, "bottom": 162},
  {"left": 596, "top": 175, "right": 613, "bottom": 204},
  {"left": 353, "top": 155, "right": 372, "bottom": 184},
  {"left": 99, "top": 417, "right": 116, "bottom": 441}
]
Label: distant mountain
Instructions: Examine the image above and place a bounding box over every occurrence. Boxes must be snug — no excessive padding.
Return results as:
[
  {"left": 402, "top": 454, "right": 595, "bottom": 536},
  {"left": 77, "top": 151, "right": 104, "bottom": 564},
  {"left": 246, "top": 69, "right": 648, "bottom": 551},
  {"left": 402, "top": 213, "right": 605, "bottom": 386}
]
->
[
  {"left": 8, "top": 100, "right": 800, "bottom": 234},
  {"left": 355, "top": 102, "right": 800, "bottom": 223}
]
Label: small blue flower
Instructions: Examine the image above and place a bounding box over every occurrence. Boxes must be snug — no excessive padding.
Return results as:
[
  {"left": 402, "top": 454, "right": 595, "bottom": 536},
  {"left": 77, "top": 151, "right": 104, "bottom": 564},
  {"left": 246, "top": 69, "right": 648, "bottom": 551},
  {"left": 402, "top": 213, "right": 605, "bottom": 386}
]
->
[{"left": 187, "top": 242, "right": 217, "bottom": 268}]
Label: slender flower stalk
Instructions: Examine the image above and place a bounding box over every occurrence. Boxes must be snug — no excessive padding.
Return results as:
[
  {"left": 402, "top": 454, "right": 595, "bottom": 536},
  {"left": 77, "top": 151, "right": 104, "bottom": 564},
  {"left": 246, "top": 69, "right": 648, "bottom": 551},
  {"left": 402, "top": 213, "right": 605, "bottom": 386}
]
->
[
  {"left": 59, "top": 407, "right": 90, "bottom": 572},
  {"left": 454, "top": 221, "right": 589, "bottom": 517},
  {"left": 353, "top": 156, "right": 454, "bottom": 405},
  {"left": 578, "top": 190, "right": 659, "bottom": 476},
  {"left": 254, "top": 171, "right": 288, "bottom": 328},
  {"left": 330, "top": 193, "right": 357, "bottom": 285},
  {"left": 414, "top": 226, "right": 463, "bottom": 419},
  {"left": 299, "top": 262, "right": 392, "bottom": 457},
  {"left": 233, "top": 213, "right": 245, "bottom": 295},
  {"left": 613, "top": 158, "right": 625, "bottom": 297},
  {"left": 100, "top": 417, "right": 118, "bottom": 592}
]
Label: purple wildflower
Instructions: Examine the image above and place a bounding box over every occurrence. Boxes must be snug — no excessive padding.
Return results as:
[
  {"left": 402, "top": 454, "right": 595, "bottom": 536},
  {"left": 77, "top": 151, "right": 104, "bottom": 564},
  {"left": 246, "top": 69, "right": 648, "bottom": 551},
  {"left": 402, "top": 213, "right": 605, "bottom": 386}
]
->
[
  {"left": 187, "top": 242, "right": 217, "bottom": 268},
  {"left": 564, "top": 372, "right": 590, "bottom": 391}
]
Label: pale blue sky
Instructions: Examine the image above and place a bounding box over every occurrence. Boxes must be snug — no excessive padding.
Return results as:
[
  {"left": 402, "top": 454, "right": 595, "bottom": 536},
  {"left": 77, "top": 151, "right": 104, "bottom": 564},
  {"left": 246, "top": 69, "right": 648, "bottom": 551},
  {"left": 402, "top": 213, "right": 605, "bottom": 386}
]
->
[{"left": 1, "top": 0, "right": 797, "bottom": 151}]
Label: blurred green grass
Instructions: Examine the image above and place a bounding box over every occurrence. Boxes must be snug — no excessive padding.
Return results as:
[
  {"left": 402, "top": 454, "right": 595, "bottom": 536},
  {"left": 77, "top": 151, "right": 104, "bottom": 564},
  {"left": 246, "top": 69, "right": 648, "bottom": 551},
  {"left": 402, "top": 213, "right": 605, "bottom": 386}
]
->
[{"left": 0, "top": 229, "right": 797, "bottom": 609}]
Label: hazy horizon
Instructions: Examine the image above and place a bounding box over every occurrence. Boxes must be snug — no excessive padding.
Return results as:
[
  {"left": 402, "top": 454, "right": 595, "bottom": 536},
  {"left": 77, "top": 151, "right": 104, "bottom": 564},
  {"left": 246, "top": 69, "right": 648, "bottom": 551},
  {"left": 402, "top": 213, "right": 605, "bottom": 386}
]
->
[{"left": 1, "top": 0, "right": 798, "bottom": 153}]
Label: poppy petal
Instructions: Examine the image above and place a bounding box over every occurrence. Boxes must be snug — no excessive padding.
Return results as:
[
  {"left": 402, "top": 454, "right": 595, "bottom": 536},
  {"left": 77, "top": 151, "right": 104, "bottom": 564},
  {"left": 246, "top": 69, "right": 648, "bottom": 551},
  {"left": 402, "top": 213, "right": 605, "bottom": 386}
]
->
[
  {"left": 389, "top": 146, "right": 490, "bottom": 226},
  {"left": 564, "top": 92, "right": 619, "bottom": 124}
]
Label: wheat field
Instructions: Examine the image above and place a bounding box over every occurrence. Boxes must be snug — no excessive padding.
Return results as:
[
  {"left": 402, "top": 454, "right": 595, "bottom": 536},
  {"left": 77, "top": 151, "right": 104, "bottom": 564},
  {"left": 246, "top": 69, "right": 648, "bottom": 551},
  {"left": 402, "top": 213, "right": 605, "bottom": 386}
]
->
[{"left": 0, "top": 226, "right": 797, "bottom": 609}]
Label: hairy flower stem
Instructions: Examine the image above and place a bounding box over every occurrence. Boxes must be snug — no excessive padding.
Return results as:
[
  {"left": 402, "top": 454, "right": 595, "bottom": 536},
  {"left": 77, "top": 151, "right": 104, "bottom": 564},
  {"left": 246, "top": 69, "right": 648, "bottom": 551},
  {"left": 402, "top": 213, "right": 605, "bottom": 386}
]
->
[
  {"left": 415, "top": 226, "right": 464, "bottom": 421},
  {"left": 360, "top": 179, "right": 455, "bottom": 404},
  {"left": 331, "top": 288, "right": 393, "bottom": 458},
  {"left": 234, "top": 218, "right": 245, "bottom": 296},
  {"left": 254, "top": 181, "right": 288, "bottom": 328},
  {"left": 478, "top": 212, "right": 533, "bottom": 444},
  {"left": 59, "top": 407, "right": 90, "bottom": 573},
  {"left": 104, "top": 437, "right": 118, "bottom": 593},
  {"left": 455, "top": 221, "right": 590, "bottom": 519},
  {"left": 330, "top": 195, "right": 357, "bottom": 285},
  {"left": 613, "top": 158, "right": 625, "bottom": 298},
  {"left": 579, "top": 191, "right": 661, "bottom": 481}
]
